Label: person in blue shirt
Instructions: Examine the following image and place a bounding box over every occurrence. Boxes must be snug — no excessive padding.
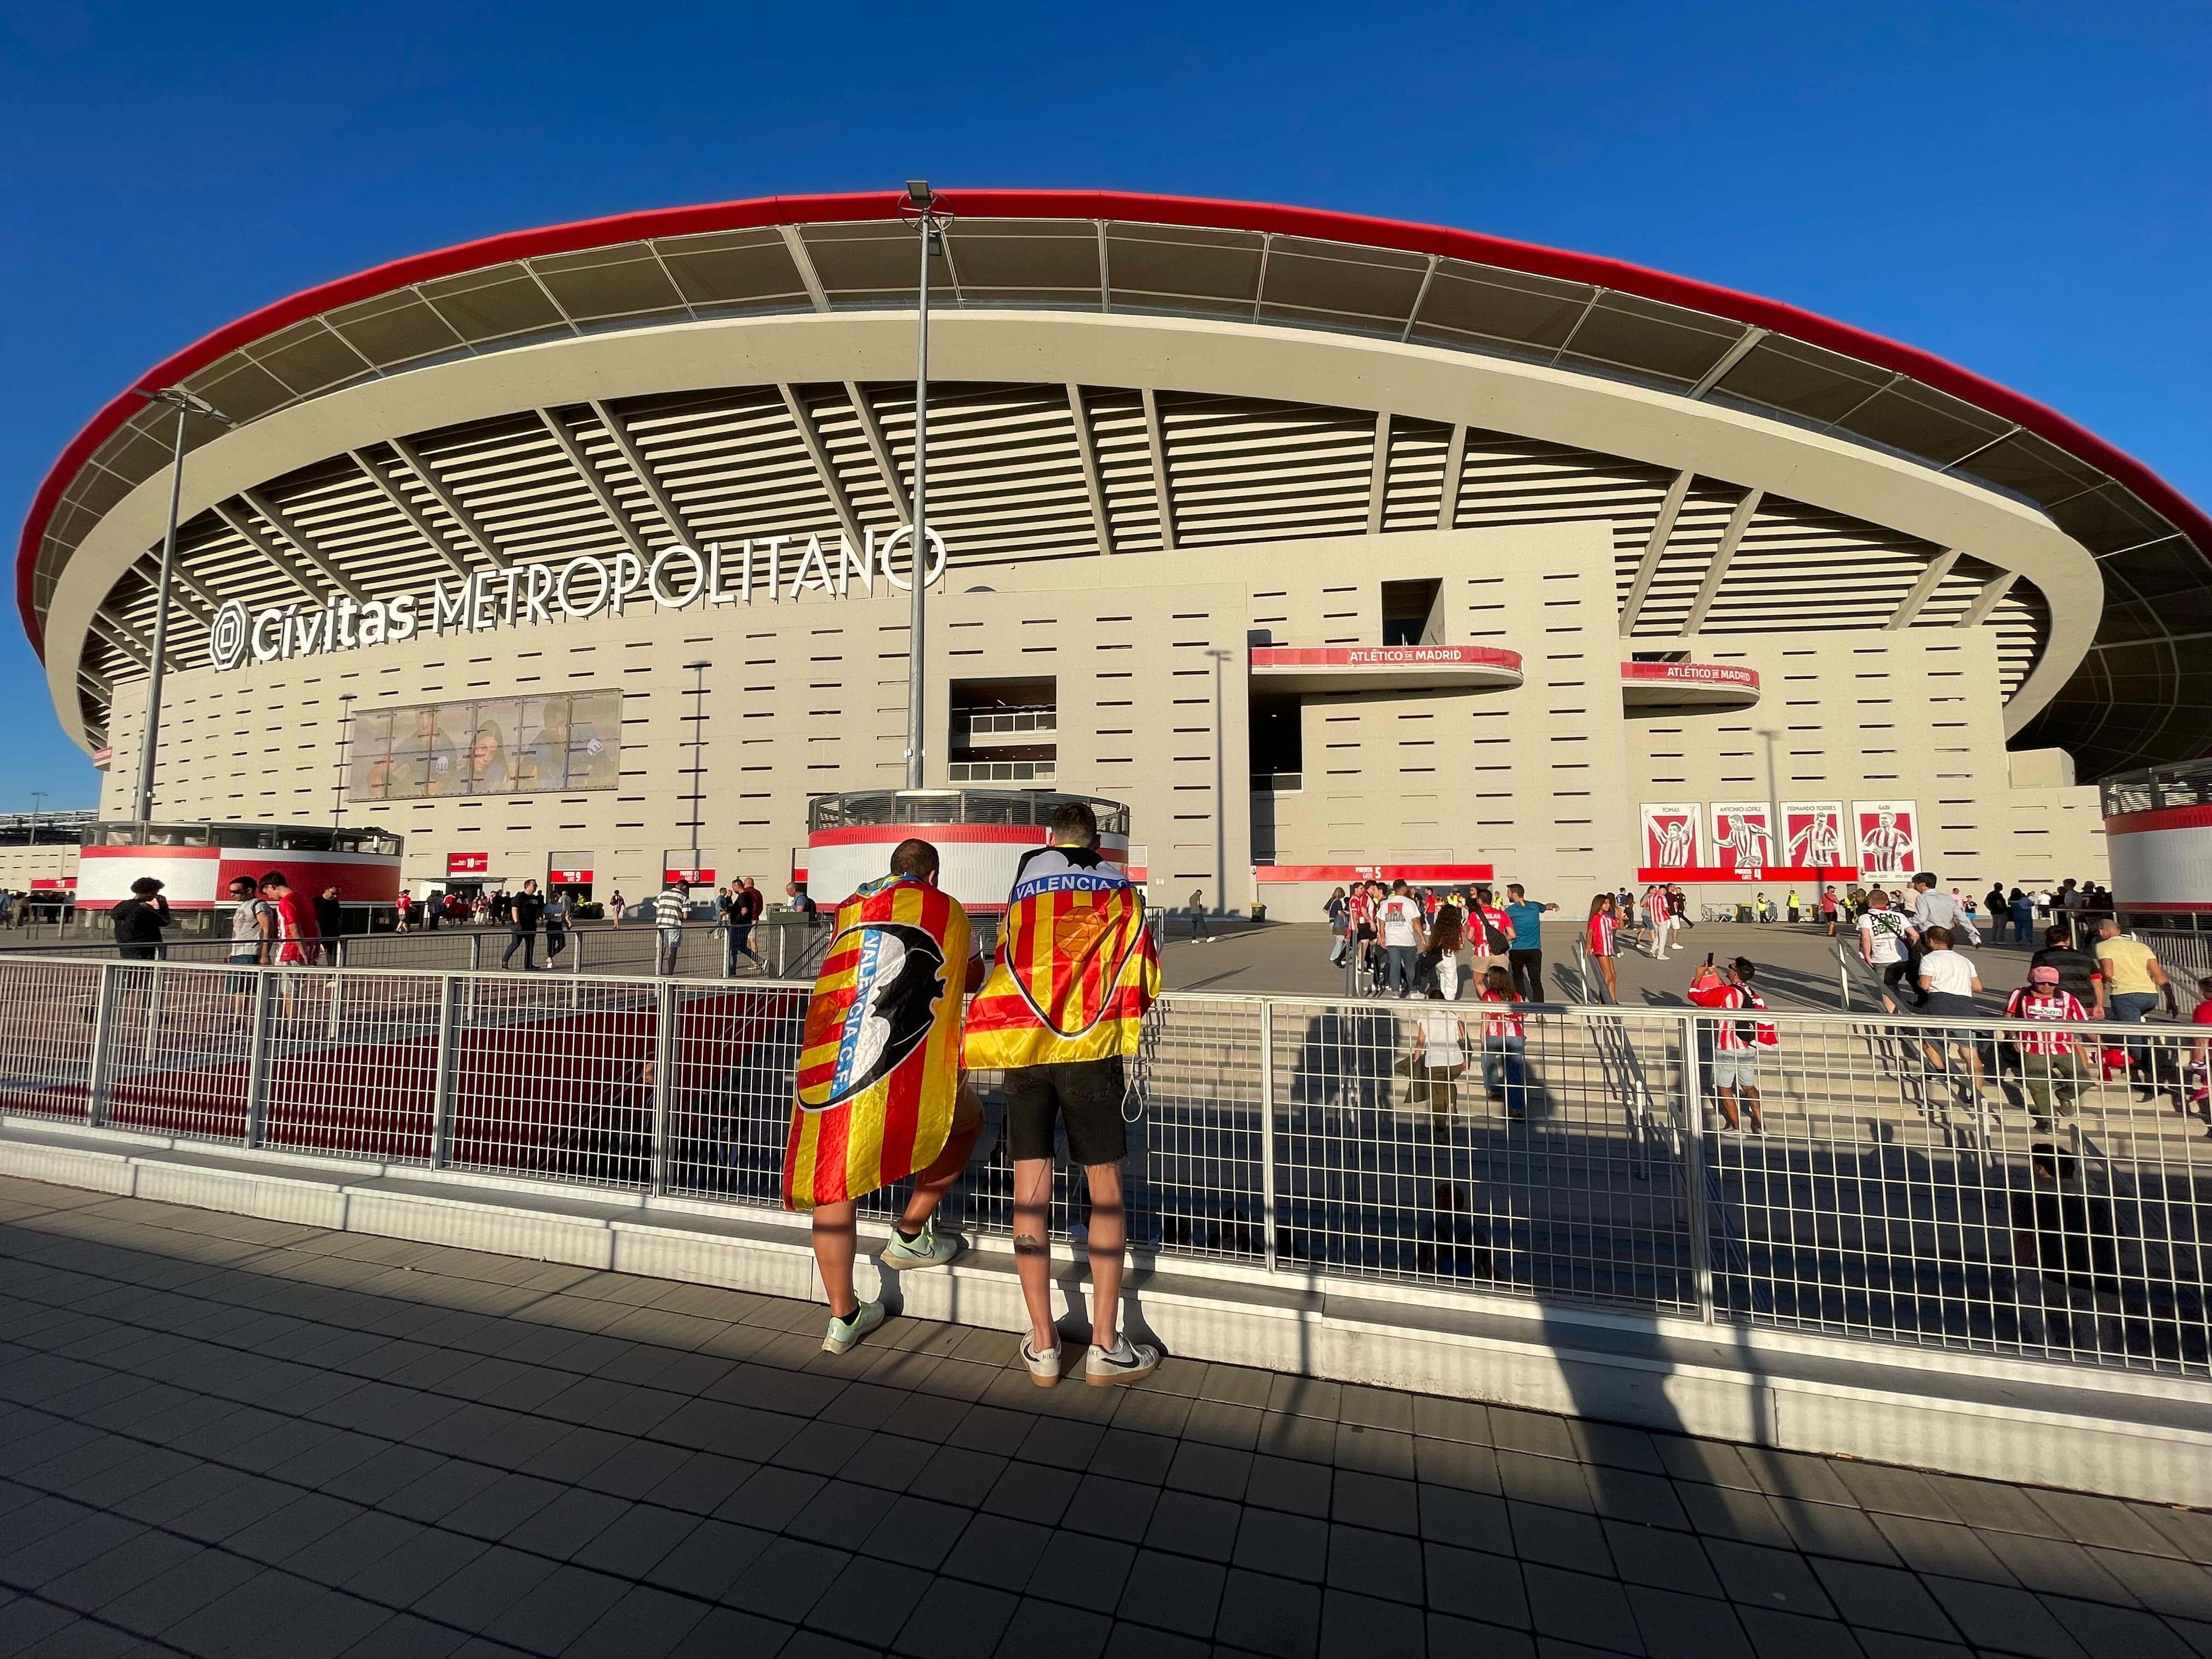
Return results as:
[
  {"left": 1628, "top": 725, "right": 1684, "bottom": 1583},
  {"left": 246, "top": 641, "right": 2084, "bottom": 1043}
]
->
[{"left": 1502, "top": 884, "right": 1557, "bottom": 1002}]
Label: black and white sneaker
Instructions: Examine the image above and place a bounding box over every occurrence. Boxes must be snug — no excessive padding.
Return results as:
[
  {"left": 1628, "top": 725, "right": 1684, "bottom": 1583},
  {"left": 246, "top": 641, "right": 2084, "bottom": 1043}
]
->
[{"left": 1084, "top": 1335, "right": 1161, "bottom": 1387}]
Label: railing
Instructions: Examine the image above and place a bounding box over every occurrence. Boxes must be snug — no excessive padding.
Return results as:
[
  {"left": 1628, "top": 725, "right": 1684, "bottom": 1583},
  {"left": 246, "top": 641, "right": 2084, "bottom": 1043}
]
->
[
  {"left": 961, "top": 709, "right": 1057, "bottom": 737},
  {"left": 947, "top": 759, "right": 1056, "bottom": 783},
  {"left": 0, "top": 919, "right": 836, "bottom": 981},
  {"left": 1, "top": 953, "right": 2206, "bottom": 1378}
]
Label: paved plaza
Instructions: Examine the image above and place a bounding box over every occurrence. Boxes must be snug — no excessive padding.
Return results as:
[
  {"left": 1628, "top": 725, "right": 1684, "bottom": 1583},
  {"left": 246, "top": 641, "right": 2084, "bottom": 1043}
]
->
[
  {"left": 1161, "top": 919, "right": 2049, "bottom": 1009},
  {"left": 0, "top": 1175, "right": 2207, "bottom": 1657}
]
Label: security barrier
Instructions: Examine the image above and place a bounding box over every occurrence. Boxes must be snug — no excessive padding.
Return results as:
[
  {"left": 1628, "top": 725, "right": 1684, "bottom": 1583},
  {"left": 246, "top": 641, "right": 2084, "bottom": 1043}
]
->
[{"left": 0, "top": 952, "right": 2205, "bottom": 1377}]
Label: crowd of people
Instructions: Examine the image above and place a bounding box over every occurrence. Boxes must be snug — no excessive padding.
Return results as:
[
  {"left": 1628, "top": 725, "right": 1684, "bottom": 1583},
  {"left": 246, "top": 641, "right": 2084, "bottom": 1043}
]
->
[{"left": 1310, "top": 866, "right": 2210, "bottom": 1150}]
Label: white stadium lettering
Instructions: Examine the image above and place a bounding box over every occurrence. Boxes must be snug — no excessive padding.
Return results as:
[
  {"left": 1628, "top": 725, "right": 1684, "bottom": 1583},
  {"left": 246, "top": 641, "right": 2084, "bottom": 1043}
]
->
[{"left": 205, "top": 538, "right": 955, "bottom": 669}]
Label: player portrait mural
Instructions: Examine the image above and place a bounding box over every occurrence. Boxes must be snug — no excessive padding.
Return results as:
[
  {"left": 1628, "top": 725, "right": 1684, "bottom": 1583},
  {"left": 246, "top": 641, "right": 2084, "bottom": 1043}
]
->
[
  {"left": 1709, "top": 803, "right": 1774, "bottom": 876},
  {"left": 1640, "top": 803, "right": 1702, "bottom": 871},
  {"left": 1852, "top": 800, "right": 1920, "bottom": 879},
  {"left": 1783, "top": 802, "right": 1847, "bottom": 871}
]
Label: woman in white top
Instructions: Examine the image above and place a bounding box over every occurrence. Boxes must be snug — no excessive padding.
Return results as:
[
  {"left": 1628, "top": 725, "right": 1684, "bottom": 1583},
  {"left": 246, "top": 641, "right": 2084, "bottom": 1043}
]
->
[
  {"left": 1403, "top": 984, "right": 1470, "bottom": 1125},
  {"left": 1915, "top": 925, "right": 1987, "bottom": 1095}
]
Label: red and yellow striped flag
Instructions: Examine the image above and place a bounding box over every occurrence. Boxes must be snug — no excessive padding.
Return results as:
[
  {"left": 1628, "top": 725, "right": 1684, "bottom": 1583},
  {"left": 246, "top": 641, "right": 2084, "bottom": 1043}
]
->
[
  {"left": 962, "top": 866, "right": 1158, "bottom": 1070},
  {"left": 783, "top": 876, "right": 970, "bottom": 1209}
]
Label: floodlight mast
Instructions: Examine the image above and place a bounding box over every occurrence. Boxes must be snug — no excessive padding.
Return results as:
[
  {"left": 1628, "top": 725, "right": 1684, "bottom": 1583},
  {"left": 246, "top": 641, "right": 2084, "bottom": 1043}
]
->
[
  {"left": 900, "top": 181, "right": 951, "bottom": 790},
  {"left": 131, "top": 387, "right": 234, "bottom": 824}
]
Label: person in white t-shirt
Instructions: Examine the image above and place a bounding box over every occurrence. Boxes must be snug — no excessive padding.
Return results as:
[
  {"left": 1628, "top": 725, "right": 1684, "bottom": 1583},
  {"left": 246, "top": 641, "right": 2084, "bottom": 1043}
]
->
[
  {"left": 1378, "top": 879, "right": 1426, "bottom": 999},
  {"left": 1403, "top": 983, "right": 1470, "bottom": 1123},
  {"left": 1858, "top": 890, "right": 1916, "bottom": 1013},
  {"left": 1915, "top": 925, "right": 1987, "bottom": 1099}
]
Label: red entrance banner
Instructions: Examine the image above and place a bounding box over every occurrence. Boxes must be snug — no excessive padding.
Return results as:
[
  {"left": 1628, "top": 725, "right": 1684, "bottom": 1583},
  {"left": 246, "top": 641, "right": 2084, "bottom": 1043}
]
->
[
  {"left": 665, "top": 866, "right": 715, "bottom": 886},
  {"left": 446, "top": 851, "right": 489, "bottom": 876},
  {"left": 548, "top": 867, "right": 592, "bottom": 885}
]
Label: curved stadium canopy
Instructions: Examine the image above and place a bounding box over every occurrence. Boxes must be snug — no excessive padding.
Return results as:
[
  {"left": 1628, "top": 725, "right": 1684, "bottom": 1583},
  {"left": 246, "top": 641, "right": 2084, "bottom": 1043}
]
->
[{"left": 20, "top": 189, "right": 2211, "bottom": 780}]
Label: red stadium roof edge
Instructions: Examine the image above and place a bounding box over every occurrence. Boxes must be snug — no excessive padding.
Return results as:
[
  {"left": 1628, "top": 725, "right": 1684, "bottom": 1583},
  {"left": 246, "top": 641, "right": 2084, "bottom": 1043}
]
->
[{"left": 20, "top": 188, "right": 2212, "bottom": 659}]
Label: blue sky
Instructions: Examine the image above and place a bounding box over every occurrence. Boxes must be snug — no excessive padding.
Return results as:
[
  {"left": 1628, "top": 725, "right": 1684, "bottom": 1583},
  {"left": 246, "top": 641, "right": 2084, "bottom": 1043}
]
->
[{"left": 3, "top": 1, "right": 2207, "bottom": 813}]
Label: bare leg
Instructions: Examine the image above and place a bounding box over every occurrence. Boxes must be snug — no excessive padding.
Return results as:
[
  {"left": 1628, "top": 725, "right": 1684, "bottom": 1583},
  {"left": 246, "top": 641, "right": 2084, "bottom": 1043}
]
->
[
  {"left": 901, "top": 1086, "right": 982, "bottom": 1231},
  {"left": 1716, "top": 1085, "right": 1742, "bottom": 1131},
  {"left": 810, "top": 1199, "right": 860, "bottom": 1319},
  {"left": 1084, "top": 1161, "right": 1127, "bottom": 1353},
  {"left": 1741, "top": 1084, "right": 1763, "bottom": 1132},
  {"left": 1012, "top": 1156, "right": 1058, "bottom": 1352}
]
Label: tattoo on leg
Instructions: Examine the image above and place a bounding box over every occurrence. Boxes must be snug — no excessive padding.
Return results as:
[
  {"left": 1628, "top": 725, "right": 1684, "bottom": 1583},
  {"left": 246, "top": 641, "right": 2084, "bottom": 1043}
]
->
[{"left": 1013, "top": 1232, "right": 1047, "bottom": 1256}]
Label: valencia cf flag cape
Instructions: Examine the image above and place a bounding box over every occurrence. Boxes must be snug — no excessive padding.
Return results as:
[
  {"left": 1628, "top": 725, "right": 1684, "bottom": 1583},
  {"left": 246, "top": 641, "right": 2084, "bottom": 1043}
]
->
[
  {"left": 962, "top": 851, "right": 1160, "bottom": 1071},
  {"left": 784, "top": 874, "right": 970, "bottom": 1209}
]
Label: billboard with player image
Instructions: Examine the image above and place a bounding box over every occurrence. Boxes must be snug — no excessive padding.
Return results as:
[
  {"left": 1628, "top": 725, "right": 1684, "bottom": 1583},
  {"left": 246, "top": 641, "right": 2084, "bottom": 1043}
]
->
[
  {"left": 1853, "top": 800, "right": 1920, "bottom": 879},
  {"left": 348, "top": 690, "right": 621, "bottom": 802},
  {"left": 1709, "top": 802, "right": 1774, "bottom": 876},
  {"left": 1640, "top": 802, "right": 1702, "bottom": 871},
  {"left": 1783, "top": 802, "right": 1848, "bottom": 871}
]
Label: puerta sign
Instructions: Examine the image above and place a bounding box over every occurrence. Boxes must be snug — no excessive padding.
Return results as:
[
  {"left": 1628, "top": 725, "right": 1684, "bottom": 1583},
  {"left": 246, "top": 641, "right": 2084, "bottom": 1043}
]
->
[{"left": 206, "top": 529, "right": 950, "bottom": 673}]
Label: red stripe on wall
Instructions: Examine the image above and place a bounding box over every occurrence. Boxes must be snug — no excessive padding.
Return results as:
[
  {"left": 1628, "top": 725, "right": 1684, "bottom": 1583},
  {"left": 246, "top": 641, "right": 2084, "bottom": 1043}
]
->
[{"left": 2104, "top": 805, "right": 2212, "bottom": 836}]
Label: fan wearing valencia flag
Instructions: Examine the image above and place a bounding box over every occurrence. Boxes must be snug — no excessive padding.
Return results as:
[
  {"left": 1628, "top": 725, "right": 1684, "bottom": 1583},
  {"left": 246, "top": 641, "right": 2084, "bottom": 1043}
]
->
[
  {"left": 784, "top": 838, "right": 985, "bottom": 1357},
  {"left": 964, "top": 799, "right": 1163, "bottom": 1389}
]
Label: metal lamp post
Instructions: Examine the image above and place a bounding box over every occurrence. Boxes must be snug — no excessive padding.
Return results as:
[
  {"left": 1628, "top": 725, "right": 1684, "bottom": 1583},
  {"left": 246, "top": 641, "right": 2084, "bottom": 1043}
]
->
[
  {"left": 132, "top": 387, "right": 234, "bottom": 824},
  {"left": 682, "top": 661, "right": 711, "bottom": 875},
  {"left": 900, "top": 180, "right": 951, "bottom": 789}
]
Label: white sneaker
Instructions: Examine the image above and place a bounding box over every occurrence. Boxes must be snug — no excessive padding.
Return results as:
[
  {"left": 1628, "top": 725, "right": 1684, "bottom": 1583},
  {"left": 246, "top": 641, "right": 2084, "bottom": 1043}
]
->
[
  {"left": 1085, "top": 1335, "right": 1161, "bottom": 1387},
  {"left": 822, "top": 1300, "right": 884, "bottom": 1355},
  {"left": 1020, "top": 1335, "right": 1062, "bottom": 1387}
]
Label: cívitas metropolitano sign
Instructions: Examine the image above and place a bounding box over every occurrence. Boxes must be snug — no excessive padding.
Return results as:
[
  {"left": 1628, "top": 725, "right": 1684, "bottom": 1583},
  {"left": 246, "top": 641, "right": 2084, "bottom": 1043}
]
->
[{"left": 206, "top": 528, "right": 949, "bottom": 673}]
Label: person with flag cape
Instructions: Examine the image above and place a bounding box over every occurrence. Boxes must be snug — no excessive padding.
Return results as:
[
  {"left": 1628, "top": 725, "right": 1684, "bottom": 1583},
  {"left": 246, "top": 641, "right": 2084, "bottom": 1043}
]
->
[
  {"left": 963, "top": 799, "right": 1163, "bottom": 1387},
  {"left": 785, "top": 838, "right": 985, "bottom": 1354}
]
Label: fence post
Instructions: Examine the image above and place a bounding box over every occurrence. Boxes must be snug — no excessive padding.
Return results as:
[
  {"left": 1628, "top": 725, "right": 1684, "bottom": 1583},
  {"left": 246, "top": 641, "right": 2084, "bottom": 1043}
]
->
[
  {"left": 85, "top": 962, "right": 119, "bottom": 1127},
  {"left": 1680, "top": 1012, "right": 1714, "bottom": 1324},
  {"left": 242, "top": 970, "right": 275, "bottom": 1149},
  {"left": 430, "top": 974, "right": 460, "bottom": 1169},
  {"left": 1257, "top": 1001, "right": 1278, "bottom": 1273},
  {"left": 651, "top": 979, "right": 679, "bottom": 1195}
]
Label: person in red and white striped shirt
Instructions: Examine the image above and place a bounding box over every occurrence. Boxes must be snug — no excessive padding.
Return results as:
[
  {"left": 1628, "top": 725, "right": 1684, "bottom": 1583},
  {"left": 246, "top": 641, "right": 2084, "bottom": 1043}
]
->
[
  {"left": 2005, "top": 964, "right": 2091, "bottom": 1133},
  {"left": 1686, "top": 957, "right": 1770, "bottom": 1133},
  {"left": 1476, "top": 966, "right": 1529, "bottom": 1115},
  {"left": 1584, "top": 894, "right": 1619, "bottom": 1003}
]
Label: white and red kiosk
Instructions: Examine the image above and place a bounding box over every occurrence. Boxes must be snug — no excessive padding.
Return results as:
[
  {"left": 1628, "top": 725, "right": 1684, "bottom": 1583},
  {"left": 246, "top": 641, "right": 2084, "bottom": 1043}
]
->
[
  {"left": 72, "top": 821, "right": 403, "bottom": 919},
  {"left": 2103, "top": 762, "right": 2212, "bottom": 923},
  {"left": 802, "top": 790, "right": 1133, "bottom": 913}
]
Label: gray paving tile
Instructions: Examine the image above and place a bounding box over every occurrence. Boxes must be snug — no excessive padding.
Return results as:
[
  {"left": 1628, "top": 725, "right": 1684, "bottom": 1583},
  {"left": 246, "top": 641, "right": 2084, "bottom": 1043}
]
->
[
  {"left": 1246, "top": 1454, "right": 1333, "bottom": 1519},
  {"left": 1119, "top": 1547, "right": 1226, "bottom": 1636},
  {"left": 899, "top": 1576, "right": 1022, "bottom": 1659},
  {"left": 1147, "top": 1489, "right": 1243, "bottom": 1562},
  {"left": 1923, "top": 1574, "right": 2090, "bottom": 1658},
  {"left": 1810, "top": 1558, "right": 1960, "bottom": 1639},
  {"left": 1627, "top": 1582, "right": 1754, "bottom": 1659},
  {"left": 1327, "top": 1522, "right": 1425, "bottom": 1605},
  {"left": 1217, "top": 1566, "right": 1323, "bottom": 1658},
  {"left": 2041, "top": 1594, "right": 2200, "bottom": 1659},
  {"left": 2086, "top": 1547, "right": 2212, "bottom": 1620},
  {"left": 1523, "top": 1562, "right": 1645, "bottom": 1654}
]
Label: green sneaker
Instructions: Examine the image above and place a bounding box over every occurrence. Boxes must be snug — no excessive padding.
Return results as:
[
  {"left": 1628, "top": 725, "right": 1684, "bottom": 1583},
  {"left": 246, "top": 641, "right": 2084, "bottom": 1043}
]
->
[
  {"left": 822, "top": 1300, "right": 885, "bottom": 1355},
  {"left": 881, "top": 1221, "right": 963, "bottom": 1271}
]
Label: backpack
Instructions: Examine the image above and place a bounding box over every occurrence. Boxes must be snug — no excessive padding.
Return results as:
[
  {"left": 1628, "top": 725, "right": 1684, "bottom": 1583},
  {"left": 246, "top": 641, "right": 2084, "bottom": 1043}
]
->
[{"left": 1479, "top": 909, "right": 1511, "bottom": 955}]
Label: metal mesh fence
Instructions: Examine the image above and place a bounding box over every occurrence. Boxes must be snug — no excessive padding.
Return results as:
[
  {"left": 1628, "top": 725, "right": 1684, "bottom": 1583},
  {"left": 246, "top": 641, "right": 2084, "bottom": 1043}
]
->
[{"left": 3, "top": 955, "right": 2207, "bottom": 1375}]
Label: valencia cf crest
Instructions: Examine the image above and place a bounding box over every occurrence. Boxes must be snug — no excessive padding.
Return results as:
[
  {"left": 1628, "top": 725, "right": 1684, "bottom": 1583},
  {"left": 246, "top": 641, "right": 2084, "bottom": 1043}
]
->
[{"left": 798, "top": 921, "right": 948, "bottom": 1111}]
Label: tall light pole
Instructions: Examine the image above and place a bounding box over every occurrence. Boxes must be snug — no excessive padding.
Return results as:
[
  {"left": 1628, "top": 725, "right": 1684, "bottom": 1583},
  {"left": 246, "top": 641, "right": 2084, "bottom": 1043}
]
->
[
  {"left": 132, "top": 387, "right": 234, "bottom": 824},
  {"left": 332, "top": 695, "right": 357, "bottom": 827},
  {"left": 900, "top": 180, "right": 951, "bottom": 789},
  {"left": 682, "top": 662, "right": 710, "bottom": 875},
  {"left": 1206, "top": 647, "right": 1235, "bottom": 917},
  {"left": 27, "top": 792, "right": 46, "bottom": 844}
]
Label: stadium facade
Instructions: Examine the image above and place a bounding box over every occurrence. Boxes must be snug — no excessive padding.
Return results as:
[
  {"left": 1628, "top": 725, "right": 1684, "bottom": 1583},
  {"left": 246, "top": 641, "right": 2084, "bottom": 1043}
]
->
[{"left": 22, "top": 189, "right": 2204, "bottom": 914}]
